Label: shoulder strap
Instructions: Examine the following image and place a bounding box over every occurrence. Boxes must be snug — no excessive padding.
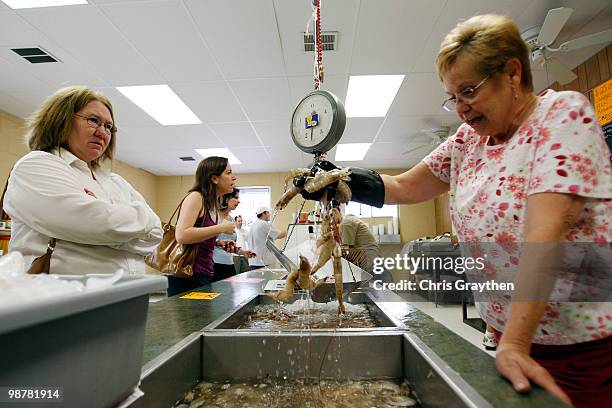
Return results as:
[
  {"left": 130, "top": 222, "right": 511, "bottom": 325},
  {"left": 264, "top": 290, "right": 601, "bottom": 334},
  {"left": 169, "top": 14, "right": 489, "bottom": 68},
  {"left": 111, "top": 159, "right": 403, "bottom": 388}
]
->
[{"left": 169, "top": 193, "right": 206, "bottom": 225}]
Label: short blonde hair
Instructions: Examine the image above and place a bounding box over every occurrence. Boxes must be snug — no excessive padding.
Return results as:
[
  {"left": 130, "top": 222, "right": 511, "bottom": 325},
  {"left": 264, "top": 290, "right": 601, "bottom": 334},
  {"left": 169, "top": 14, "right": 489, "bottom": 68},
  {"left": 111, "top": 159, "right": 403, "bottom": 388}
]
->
[
  {"left": 26, "top": 86, "right": 116, "bottom": 168},
  {"left": 436, "top": 14, "right": 533, "bottom": 92}
]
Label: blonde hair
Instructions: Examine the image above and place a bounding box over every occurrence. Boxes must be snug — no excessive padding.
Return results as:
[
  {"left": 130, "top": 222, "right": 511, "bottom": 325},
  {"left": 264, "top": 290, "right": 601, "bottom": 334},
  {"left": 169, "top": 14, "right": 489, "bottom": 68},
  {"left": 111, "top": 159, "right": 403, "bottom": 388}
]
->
[
  {"left": 26, "top": 86, "right": 116, "bottom": 168},
  {"left": 436, "top": 14, "right": 533, "bottom": 91}
]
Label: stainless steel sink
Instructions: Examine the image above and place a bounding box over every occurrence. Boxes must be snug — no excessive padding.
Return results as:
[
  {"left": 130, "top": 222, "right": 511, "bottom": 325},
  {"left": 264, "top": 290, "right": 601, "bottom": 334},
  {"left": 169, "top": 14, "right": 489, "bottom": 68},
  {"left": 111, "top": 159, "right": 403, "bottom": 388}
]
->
[
  {"left": 134, "top": 331, "right": 490, "bottom": 408},
  {"left": 204, "top": 291, "right": 406, "bottom": 331}
]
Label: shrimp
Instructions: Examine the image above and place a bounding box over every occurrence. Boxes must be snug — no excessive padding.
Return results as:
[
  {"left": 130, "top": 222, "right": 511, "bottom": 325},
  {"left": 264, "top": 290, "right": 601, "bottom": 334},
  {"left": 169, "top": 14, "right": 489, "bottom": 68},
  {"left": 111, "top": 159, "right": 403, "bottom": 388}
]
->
[
  {"left": 269, "top": 269, "right": 299, "bottom": 303},
  {"left": 284, "top": 167, "right": 310, "bottom": 188},
  {"left": 335, "top": 180, "right": 352, "bottom": 204},
  {"left": 310, "top": 212, "right": 334, "bottom": 275},
  {"left": 275, "top": 185, "right": 302, "bottom": 210},
  {"left": 304, "top": 168, "right": 351, "bottom": 193},
  {"left": 332, "top": 245, "right": 345, "bottom": 315},
  {"left": 297, "top": 255, "right": 317, "bottom": 290}
]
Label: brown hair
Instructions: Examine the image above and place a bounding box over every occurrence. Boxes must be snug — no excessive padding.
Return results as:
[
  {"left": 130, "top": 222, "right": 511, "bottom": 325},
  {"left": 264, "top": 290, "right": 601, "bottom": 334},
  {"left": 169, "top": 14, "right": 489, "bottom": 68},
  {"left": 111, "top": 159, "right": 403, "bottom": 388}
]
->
[
  {"left": 220, "top": 188, "right": 240, "bottom": 211},
  {"left": 190, "top": 156, "right": 229, "bottom": 213},
  {"left": 26, "top": 86, "right": 117, "bottom": 168},
  {"left": 436, "top": 14, "right": 533, "bottom": 91}
]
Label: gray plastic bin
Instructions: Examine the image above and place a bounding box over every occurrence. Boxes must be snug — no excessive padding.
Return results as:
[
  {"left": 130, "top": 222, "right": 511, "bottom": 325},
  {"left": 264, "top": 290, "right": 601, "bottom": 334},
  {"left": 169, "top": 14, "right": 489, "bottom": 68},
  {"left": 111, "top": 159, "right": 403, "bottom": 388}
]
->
[{"left": 0, "top": 274, "right": 167, "bottom": 408}]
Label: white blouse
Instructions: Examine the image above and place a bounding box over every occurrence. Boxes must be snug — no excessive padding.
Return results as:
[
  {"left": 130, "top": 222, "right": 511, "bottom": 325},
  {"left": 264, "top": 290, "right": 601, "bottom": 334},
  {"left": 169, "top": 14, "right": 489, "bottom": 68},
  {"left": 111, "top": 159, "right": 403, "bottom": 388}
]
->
[{"left": 4, "top": 149, "right": 163, "bottom": 275}]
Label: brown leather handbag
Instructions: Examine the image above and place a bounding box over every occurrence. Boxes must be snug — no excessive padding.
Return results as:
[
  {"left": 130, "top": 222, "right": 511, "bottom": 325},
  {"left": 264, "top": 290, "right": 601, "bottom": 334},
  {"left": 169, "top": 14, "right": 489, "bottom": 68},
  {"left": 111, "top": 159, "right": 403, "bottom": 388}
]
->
[
  {"left": 1, "top": 175, "right": 55, "bottom": 274},
  {"left": 145, "top": 197, "right": 199, "bottom": 278}
]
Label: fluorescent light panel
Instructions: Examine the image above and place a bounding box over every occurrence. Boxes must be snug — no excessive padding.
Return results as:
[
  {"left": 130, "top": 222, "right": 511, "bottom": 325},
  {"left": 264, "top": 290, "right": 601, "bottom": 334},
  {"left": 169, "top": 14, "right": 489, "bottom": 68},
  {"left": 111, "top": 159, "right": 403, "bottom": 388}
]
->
[
  {"left": 116, "top": 85, "right": 201, "bottom": 126},
  {"left": 335, "top": 143, "right": 371, "bottom": 162},
  {"left": 195, "top": 148, "right": 241, "bottom": 165},
  {"left": 345, "top": 75, "right": 405, "bottom": 117},
  {"left": 1, "top": 0, "right": 87, "bottom": 8}
]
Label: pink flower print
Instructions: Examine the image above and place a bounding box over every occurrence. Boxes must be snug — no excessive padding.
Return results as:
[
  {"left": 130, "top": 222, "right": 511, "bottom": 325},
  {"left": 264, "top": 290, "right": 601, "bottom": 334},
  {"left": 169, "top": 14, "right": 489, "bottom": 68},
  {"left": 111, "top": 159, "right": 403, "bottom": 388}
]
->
[
  {"left": 495, "top": 231, "right": 516, "bottom": 243},
  {"left": 490, "top": 302, "right": 504, "bottom": 313},
  {"left": 536, "top": 128, "right": 551, "bottom": 148},
  {"left": 570, "top": 154, "right": 581, "bottom": 163},
  {"left": 486, "top": 148, "right": 504, "bottom": 162}
]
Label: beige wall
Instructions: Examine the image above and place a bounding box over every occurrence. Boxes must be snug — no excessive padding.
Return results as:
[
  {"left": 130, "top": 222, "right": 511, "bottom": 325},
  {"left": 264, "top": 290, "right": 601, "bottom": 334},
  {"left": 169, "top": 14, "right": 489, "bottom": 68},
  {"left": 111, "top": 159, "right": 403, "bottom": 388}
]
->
[{"left": 0, "top": 110, "right": 158, "bottom": 212}]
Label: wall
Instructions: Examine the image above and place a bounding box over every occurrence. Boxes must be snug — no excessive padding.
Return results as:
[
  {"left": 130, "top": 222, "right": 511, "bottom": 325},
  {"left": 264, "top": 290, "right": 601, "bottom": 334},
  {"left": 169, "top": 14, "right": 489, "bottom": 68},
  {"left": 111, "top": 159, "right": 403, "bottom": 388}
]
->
[
  {"left": 548, "top": 44, "right": 612, "bottom": 103},
  {"left": 0, "top": 110, "right": 158, "bottom": 215}
]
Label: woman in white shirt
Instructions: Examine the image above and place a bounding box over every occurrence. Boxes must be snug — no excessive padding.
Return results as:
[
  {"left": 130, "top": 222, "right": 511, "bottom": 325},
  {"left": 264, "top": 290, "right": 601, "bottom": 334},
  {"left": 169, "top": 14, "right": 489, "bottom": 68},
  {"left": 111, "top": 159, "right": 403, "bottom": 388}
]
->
[{"left": 4, "top": 86, "right": 162, "bottom": 275}]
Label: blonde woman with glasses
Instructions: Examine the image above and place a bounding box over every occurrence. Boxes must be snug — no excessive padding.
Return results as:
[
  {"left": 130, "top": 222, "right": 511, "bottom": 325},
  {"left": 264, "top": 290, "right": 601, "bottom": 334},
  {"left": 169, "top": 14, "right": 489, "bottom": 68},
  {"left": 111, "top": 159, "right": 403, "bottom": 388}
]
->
[
  {"left": 4, "top": 86, "right": 162, "bottom": 275},
  {"left": 294, "top": 14, "right": 611, "bottom": 407}
]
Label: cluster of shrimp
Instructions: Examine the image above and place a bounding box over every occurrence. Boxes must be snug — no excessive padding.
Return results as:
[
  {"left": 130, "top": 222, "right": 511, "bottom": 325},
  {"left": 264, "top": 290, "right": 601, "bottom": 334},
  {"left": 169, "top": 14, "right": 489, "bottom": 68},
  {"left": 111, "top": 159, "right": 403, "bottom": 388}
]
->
[
  {"left": 269, "top": 210, "right": 345, "bottom": 315},
  {"left": 275, "top": 167, "right": 352, "bottom": 211}
]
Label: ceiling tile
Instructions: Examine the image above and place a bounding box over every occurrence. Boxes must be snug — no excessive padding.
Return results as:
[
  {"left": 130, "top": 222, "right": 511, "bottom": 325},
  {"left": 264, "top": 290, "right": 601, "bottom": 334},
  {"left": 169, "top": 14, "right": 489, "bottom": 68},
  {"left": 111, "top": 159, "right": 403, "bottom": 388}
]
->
[
  {"left": 209, "top": 122, "right": 260, "bottom": 148},
  {"left": 350, "top": 0, "right": 446, "bottom": 74},
  {"left": 387, "top": 73, "right": 454, "bottom": 116},
  {"left": 185, "top": 0, "right": 285, "bottom": 79},
  {"left": 377, "top": 114, "right": 459, "bottom": 143},
  {"left": 0, "top": 56, "right": 50, "bottom": 93},
  {"left": 340, "top": 117, "right": 384, "bottom": 143},
  {"left": 115, "top": 124, "right": 221, "bottom": 152},
  {"left": 273, "top": 0, "right": 358, "bottom": 76},
  {"left": 19, "top": 6, "right": 163, "bottom": 85},
  {"left": 230, "top": 77, "right": 292, "bottom": 121},
  {"left": 230, "top": 145, "right": 271, "bottom": 165},
  {"left": 287, "top": 75, "right": 348, "bottom": 107},
  {"left": 0, "top": 92, "right": 34, "bottom": 119},
  {"left": 413, "top": 0, "right": 531, "bottom": 73},
  {"left": 252, "top": 120, "right": 293, "bottom": 147},
  {"left": 100, "top": 1, "right": 222, "bottom": 82},
  {"left": 172, "top": 81, "right": 247, "bottom": 123}
]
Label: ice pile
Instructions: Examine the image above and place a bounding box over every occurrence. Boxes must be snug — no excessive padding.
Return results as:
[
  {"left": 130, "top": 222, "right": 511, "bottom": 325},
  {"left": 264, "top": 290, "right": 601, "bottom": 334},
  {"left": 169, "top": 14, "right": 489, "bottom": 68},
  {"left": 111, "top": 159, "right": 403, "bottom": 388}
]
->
[{"left": 0, "top": 252, "right": 124, "bottom": 307}]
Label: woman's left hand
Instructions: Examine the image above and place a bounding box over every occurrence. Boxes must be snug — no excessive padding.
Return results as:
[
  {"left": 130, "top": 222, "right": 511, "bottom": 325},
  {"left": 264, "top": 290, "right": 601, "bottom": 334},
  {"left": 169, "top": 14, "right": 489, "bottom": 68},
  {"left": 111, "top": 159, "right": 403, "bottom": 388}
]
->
[
  {"left": 216, "top": 239, "right": 236, "bottom": 253},
  {"left": 496, "top": 343, "right": 572, "bottom": 405}
]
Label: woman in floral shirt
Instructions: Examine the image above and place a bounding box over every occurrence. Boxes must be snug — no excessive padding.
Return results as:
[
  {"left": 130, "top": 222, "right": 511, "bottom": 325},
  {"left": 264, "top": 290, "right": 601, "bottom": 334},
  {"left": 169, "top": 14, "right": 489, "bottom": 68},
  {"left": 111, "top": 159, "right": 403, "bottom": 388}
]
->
[
  {"left": 382, "top": 14, "right": 611, "bottom": 407},
  {"left": 295, "top": 13, "right": 610, "bottom": 407}
]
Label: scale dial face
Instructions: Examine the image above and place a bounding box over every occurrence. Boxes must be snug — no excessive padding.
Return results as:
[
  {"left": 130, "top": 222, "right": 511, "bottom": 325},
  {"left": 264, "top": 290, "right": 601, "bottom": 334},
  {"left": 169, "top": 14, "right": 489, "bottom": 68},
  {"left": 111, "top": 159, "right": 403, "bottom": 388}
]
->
[{"left": 290, "top": 90, "right": 346, "bottom": 154}]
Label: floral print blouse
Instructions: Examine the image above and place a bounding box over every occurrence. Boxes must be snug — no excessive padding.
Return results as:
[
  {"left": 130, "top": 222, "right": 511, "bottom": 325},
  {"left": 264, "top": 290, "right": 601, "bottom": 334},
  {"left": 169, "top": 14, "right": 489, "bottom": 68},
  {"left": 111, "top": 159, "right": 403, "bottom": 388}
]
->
[{"left": 423, "top": 90, "right": 612, "bottom": 345}]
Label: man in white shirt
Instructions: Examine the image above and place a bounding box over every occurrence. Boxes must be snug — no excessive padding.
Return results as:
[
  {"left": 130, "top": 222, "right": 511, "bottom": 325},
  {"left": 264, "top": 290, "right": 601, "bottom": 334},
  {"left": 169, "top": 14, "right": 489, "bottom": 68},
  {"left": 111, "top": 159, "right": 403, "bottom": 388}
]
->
[{"left": 247, "top": 207, "right": 286, "bottom": 270}]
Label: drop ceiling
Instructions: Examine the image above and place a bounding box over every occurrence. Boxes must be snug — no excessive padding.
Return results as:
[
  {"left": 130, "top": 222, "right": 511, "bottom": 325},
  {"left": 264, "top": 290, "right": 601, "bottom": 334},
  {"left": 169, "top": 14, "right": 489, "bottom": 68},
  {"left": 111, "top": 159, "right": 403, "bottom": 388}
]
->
[{"left": 0, "top": 0, "right": 610, "bottom": 175}]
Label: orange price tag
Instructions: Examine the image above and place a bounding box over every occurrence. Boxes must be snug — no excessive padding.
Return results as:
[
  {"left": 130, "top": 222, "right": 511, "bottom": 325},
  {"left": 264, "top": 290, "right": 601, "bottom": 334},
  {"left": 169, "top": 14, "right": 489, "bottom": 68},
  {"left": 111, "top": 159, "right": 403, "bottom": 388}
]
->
[
  {"left": 180, "top": 292, "right": 221, "bottom": 300},
  {"left": 594, "top": 78, "right": 612, "bottom": 125}
]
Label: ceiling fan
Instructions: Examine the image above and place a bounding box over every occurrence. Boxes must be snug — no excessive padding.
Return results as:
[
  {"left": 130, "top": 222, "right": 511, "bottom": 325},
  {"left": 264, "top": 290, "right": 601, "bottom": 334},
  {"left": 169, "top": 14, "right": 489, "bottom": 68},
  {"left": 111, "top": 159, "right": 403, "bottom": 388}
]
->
[
  {"left": 522, "top": 7, "right": 612, "bottom": 85},
  {"left": 402, "top": 126, "right": 451, "bottom": 156}
]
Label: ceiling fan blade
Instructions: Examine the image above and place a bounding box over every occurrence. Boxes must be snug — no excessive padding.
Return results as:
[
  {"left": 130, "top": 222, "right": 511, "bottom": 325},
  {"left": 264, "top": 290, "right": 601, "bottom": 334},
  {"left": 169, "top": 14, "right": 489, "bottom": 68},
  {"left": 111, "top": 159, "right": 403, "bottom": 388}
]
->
[
  {"left": 544, "top": 58, "right": 578, "bottom": 85},
  {"left": 557, "top": 29, "right": 612, "bottom": 52},
  {"left": 537, "top": 7, "right": 573, "bottom": 46},
  {"left": 402, "top": 145, "right": 431, "bottom": 156}
]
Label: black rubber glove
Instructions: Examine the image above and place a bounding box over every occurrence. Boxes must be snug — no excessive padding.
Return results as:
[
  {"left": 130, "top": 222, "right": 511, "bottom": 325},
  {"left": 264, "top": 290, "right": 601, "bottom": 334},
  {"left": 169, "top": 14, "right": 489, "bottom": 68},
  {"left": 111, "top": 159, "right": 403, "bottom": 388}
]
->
[{"left": 347, "top": 167, "right": 385, "bottom": 208}]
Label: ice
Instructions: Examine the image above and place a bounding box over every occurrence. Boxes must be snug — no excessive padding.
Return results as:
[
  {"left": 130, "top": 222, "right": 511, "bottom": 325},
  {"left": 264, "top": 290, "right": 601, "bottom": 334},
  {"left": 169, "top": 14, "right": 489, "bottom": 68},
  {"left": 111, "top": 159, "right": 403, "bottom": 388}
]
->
[{"left": 0, "top": 251, "right": 123, "bottom": 308}]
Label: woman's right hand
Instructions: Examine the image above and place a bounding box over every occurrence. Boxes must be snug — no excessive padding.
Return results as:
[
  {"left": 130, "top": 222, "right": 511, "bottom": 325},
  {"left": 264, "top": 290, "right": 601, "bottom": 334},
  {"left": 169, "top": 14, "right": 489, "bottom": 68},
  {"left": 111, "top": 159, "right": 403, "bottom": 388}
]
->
[{"left": 219, "top": 219, "right": 236, "bottom": 234}]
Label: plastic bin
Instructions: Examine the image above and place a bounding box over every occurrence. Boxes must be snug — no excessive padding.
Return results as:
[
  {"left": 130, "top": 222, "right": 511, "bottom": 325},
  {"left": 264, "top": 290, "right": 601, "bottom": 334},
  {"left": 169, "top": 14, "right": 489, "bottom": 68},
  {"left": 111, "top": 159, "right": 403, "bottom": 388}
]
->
[{"left": 0, "top": 274, "right": 167, "bottom": 408}]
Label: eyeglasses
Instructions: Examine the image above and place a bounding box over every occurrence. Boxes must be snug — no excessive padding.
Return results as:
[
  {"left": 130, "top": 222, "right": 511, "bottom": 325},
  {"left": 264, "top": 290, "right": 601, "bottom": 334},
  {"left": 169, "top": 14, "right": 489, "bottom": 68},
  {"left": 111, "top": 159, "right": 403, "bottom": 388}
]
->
[
  {"left": 441, "top": 75, "right": 490, "bottom": 112},
  {"left": 74, "top": 114, "right": 115, "bottom": 135}
]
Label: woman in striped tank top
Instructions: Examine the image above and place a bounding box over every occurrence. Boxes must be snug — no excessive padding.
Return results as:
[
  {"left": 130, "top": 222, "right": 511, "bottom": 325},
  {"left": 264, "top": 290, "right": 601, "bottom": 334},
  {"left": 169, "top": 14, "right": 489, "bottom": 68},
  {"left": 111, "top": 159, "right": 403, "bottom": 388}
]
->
[{"left": 167, "top": 156, "right": 237, "bottom": 297}]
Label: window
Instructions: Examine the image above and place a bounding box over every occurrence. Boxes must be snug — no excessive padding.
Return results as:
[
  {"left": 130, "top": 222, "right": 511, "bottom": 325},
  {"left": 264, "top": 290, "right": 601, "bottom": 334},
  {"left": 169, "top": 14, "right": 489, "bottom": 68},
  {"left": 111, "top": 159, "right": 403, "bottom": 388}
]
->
[
  {"left": 344, "top": 202, "right": 398, "bottom": 218},
  {"left": 232, "top": 186, "right": 271, "bottom": 229}
]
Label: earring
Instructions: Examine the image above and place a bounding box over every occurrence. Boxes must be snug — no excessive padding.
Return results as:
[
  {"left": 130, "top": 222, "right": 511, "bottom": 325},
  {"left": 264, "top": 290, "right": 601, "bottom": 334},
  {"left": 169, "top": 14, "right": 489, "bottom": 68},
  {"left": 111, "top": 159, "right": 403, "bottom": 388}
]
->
[{"left": 513, "top": 87, "right": 518, "bottom": 100}]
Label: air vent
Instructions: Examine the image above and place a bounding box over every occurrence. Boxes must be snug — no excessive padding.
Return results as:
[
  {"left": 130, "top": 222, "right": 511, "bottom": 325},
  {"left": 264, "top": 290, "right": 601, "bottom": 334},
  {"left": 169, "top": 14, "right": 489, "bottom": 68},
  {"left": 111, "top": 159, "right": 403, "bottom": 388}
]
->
[
  {"left": 303, "top": 31, "right": 338, "bottom": 52},
  {"left": 11, "top": 47, "right": 59, "bottom": 64},
  {"left": 179, "top": 156, "right": 195, "bottom": 162}
]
